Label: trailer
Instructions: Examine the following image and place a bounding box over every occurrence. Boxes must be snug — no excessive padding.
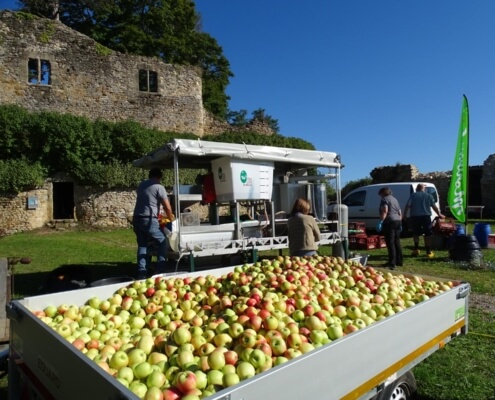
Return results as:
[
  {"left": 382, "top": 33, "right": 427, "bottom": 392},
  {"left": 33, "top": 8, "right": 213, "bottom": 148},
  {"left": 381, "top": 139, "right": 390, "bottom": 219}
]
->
[
  {"left": 132, "top": 139, "right": 346, "bottom": 270},
  {"left": 6, "top": 265, "right": 470, "bottom": 400}
]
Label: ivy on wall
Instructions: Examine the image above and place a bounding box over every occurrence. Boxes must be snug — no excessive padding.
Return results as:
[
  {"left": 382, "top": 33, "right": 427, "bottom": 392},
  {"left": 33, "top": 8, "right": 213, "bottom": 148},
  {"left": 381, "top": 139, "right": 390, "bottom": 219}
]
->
[{"left": 0, "top": 105, "right": 316, "bottom": 193}]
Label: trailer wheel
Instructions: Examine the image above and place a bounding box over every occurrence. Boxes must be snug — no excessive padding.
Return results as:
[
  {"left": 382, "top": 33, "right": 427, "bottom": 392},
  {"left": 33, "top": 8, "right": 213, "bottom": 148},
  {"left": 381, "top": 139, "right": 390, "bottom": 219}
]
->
[{"left": 376, "top": 372, "right": 417, "bottom": 400}]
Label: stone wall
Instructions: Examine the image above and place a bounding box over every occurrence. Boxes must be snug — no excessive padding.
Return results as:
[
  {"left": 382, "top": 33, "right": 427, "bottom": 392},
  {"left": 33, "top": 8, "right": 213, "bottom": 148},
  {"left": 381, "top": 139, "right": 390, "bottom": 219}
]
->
[
  {"left": 0, "top": 185, "right": 52, "bottom": 236},
  {"left": 75, "top": 187, "right": 136, "bottom": 228},
  {"left": 480, "top": 155, "right": 495, "bottom": 217},
  {"left": 0, "top": 11, "right": 204, "bottom": 135}
]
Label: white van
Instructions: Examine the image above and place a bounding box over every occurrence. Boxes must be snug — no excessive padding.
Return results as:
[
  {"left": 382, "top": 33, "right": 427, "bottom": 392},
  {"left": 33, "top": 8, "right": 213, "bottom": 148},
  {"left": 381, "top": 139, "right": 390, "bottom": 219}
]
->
[{"left": 341, "top": 182, "right": 440, "bottom": 231}]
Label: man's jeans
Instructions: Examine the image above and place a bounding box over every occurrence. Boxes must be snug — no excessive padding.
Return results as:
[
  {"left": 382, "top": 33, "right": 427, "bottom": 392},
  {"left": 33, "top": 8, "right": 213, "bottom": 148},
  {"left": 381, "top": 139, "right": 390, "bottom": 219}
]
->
[{"left": 133, "top": 217, "right": 168, "bottom": 274}]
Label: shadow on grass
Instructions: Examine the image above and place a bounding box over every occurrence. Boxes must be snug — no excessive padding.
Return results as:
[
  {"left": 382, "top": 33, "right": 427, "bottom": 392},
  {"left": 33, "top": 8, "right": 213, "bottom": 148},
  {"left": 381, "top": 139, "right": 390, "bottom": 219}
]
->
[{"left": 10, "top": 261, "right": 137, "bottom": 299}]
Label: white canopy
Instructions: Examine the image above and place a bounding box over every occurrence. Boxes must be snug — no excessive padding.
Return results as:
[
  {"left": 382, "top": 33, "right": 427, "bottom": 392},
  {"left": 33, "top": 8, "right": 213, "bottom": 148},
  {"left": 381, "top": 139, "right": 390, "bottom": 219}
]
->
[{"left": 133, "top": 138, "right": 342, "bottom": 170}]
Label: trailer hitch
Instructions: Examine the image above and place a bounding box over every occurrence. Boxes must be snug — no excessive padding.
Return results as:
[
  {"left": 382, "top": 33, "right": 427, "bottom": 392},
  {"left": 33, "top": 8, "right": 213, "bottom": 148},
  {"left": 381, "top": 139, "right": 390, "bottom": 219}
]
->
[{"left": 5, "top": 302, "right": 22, "bottom": 323}]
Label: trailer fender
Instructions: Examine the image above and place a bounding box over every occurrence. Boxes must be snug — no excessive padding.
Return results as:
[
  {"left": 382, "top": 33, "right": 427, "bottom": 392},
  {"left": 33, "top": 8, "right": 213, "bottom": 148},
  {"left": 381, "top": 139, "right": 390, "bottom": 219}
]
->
[{"left": 374, "top": 371, "right": 417, "bottom": 400}]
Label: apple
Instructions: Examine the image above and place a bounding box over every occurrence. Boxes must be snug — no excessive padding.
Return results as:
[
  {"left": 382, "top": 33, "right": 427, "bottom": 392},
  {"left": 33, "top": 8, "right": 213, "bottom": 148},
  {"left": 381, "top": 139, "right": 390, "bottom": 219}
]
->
[
  {"left": 326, "top": 324, "right": 344, "bottom": 340},
  {"left": 223, "top": 372, "right": 241, "bottom": 387},
  {"left": 128, "top": 381, "right": 148, "bottom": 398},
  {"left": 173, "top": 326, "right": 192, "bottom": 346},
  {"left": 206, "top": 369, "right": 224, "bottom": 386},
  {"left": 109, "top": 350, "right": 129, "bottom": 370},
  {"left": 248, "top": 349, "right": 267, "bottom": 369},
  {"left": 116, "top": 366, "right": 134, "bottom": 384},
  {"left": 146, "top": 370, "right": 167, "bottom": 388},
  {"left": 163, "top": 387, "right": 182, "bottom": 400},
  {"left": 133, "top": 361, "right": 153, "bottom": 380},
  {"left": 127, "top": 348, "right": 147, "bottom": 367},
  {"left": 236, "top": 361, "right": 256, "bottom": 381},
  {"left": 208, "top": 349, "right": 226, "bottom": 370}
]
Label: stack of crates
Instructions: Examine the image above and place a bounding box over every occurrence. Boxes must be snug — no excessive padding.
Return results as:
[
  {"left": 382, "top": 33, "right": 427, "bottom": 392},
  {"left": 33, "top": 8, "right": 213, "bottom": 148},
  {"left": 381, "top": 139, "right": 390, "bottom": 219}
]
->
[{"left": 348, "top": 222, "right": 386, "bottom": 250}]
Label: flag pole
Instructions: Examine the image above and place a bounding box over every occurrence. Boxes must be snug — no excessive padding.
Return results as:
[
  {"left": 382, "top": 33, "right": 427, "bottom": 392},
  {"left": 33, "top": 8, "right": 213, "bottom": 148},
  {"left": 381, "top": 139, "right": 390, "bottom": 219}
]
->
[{"left": 464, "top": 94, "right": 469, "bottom": 234}]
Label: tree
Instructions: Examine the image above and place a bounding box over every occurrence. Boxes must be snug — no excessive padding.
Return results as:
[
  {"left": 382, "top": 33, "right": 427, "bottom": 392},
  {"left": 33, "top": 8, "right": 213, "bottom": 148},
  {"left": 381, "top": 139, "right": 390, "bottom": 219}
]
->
[
  {"left": 226, "top": 109, "right": 249, "bottom": 127},
  {"left": 19, "top": 0, "right": 233, "bottom": 118},
  {"left": 251, "top": 108, "right": 280, "bottom": 133}
]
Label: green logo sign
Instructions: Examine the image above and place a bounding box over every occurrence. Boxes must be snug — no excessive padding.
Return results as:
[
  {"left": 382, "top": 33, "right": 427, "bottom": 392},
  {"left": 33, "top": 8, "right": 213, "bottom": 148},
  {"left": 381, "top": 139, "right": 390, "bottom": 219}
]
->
[{"left": 240, "top": 170, "right": 247, "bottom": 184}]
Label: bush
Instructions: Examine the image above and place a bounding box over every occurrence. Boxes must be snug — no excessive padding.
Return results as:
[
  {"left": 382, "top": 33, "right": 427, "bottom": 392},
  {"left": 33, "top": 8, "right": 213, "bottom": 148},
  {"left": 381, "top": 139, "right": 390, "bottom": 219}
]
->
[{"left": 0, "top": 159, "right": 47, "bottom": 193}]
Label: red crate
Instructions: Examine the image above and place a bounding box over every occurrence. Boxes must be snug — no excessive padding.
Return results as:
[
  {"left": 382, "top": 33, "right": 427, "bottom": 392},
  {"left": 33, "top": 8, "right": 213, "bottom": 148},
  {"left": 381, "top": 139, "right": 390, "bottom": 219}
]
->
[
  {"left": 349, "top": 234, "right": 367, "bottom": 250},
  {"left": 358, "top": 235, "right": 378, "bottom": 250},
  {"left": 378, "top": 236, "right": 387, "bottom": 248},
  {"left": 349, "top": 222, "right": 366, "bottom": 232},
  {"left": 432, "top": 218, "right": 456, "bottom": 236}
]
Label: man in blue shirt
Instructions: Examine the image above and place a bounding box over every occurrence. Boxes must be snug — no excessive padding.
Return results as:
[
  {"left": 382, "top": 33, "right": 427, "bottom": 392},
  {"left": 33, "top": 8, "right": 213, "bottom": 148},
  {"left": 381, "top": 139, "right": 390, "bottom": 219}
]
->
[
  {"left": 403, "top": 184, "right": 444, "bottom": 257},
  {"left": 132, "top": 168, "right": 175, "bottom": 278}
]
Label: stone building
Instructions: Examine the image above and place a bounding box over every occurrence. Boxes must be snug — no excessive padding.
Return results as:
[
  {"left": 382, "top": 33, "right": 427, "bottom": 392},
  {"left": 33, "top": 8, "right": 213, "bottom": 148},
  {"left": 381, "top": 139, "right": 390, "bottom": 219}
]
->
[{"left": 0, "top": 11, "right": 204, "bottom": 135}]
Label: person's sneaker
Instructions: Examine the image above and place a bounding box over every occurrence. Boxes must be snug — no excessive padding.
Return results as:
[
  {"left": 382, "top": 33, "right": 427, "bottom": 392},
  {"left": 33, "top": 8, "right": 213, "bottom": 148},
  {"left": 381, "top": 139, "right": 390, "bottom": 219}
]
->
[
  {"left": 411, "top": 249, "right": 421, "bottom": 256},
  {"left": 426, "top": 251, "right": 435, "bottom": 258}
]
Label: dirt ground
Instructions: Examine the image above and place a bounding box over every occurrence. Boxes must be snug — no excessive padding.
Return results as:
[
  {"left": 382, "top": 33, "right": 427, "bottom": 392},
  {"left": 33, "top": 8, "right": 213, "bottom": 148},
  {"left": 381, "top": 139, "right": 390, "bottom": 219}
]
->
[{"left": 470, "top": 293, "right": 495, "bottom": 314}]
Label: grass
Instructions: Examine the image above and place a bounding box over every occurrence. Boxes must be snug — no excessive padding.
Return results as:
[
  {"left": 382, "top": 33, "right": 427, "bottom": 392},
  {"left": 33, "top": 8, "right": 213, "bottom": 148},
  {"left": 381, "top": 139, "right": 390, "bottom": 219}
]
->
[{"left": 1, "top": 221, "right": 494, "bottom": 399}]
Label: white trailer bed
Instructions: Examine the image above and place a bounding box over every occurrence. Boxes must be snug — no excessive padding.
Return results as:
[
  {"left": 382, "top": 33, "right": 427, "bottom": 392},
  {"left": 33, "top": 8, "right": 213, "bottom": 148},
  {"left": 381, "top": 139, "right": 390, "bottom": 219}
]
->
[{"left": 7, "top": 266, "right": 470, "bottom": 400}]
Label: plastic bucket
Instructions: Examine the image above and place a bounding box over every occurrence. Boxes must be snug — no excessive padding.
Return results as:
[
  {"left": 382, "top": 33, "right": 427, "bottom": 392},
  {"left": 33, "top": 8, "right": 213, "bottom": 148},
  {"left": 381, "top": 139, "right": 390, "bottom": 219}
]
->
[
  {"left": 449, "top": 234, "right": 481, "bottom": 261},
  {"left": 447, "top": 224, "right": 466, "bottom": 249},
  {"left": 473, "top": 223, "right": 491, "bottom": 248}
]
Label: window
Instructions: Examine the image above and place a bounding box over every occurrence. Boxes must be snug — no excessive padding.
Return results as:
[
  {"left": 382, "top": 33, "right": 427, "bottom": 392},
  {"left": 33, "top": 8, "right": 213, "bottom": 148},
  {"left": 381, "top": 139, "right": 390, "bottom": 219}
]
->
[
  {"left": 426, "top": 187, "right": 438, "bottom": 202},
  {"left": 28, "top": 58, "right": 51, "bottom": 85},
  {"left": 343, "top": 190, "right": 366, "bottom": 207},
  {"left": 139, "top": 69, "right": 158, "bottom": 92}
]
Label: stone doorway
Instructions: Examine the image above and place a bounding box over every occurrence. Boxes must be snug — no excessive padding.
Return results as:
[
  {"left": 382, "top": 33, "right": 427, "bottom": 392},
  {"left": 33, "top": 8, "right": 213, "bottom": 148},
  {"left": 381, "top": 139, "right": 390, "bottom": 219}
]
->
[{"left": 53, "top": 182, "right": 75, "bottom": 220}]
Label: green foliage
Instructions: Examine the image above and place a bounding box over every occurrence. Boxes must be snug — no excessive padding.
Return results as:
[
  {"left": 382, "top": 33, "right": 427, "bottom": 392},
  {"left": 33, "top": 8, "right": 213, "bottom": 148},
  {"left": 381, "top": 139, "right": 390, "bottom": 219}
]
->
[
  {"left": 0, "top": 159, "right": 46, "bottom": 193},
  {"left": 203, "top": 132, "right": 315, "bottom": 150},
  {"left": 251, "top": 108, "right": 280, "bottom": 133},
  {"left": 95, "top": 42, "right": 112, "bottom": 56},
  {"left": 0, "top": 105, "right": 298, "bottom": 193},
  {"left": 13, "top": 11, "right": 37, "bottom": 20},
  {"left": 227, "top": 108, "right": 280, "bottom": 133},
  {"left": 342, "top": 177, "right": 373, "bottom": 197},
  {"left": 39, "top": 20, "right": 56, "bottom": 43}
]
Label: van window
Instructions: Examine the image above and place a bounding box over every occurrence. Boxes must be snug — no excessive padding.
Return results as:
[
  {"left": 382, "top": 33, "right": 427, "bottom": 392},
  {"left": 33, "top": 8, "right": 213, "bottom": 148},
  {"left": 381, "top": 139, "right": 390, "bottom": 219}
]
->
[
  {"left": 426, "top": 187, "right": 438, "bottom": 202},
  {"left": 343, "top": 190, "right": 366, "bottom": 207}
]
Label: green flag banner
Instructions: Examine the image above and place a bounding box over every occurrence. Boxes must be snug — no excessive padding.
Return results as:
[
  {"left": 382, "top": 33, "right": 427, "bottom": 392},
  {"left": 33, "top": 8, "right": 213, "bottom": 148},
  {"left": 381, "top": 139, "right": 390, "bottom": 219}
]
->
[{"left": 448, "top": 95, "right": 469, "bottom": 223}]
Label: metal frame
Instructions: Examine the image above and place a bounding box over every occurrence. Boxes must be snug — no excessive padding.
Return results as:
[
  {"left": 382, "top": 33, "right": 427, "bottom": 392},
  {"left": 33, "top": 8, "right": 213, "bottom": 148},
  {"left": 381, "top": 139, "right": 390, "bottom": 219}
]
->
[{"left": 134, "top": 139, "right": 344, "bottom": 270}]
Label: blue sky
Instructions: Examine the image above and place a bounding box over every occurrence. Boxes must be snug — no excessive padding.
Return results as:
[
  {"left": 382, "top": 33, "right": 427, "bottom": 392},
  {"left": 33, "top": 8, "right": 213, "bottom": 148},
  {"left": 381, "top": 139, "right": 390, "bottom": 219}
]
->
[{"left": 3, "top": 1, "right": 493, "bottom": 185}]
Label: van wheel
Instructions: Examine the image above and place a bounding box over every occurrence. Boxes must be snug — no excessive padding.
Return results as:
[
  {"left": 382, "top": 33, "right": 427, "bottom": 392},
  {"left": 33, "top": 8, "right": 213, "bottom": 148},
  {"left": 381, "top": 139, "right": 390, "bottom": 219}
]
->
[{"left": 375, "top": 372, "right": 417, "bottom": 400}]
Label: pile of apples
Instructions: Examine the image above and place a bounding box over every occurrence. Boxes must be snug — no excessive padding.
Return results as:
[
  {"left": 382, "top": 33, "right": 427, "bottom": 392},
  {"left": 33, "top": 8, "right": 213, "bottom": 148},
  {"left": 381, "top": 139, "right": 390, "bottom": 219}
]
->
[{"left": 33, "top": 255, "right": 456, "bottom": 400}]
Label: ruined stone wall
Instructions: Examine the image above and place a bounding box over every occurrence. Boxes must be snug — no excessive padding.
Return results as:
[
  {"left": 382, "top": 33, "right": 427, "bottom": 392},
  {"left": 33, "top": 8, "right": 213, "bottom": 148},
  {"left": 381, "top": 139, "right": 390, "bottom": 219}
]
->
[
  {"left": 481, "top": 154, "right": 495, "bottom": 217},
  {"left": 204, "top": 113, "right": 275, "bottom": 136},
  {"left": 0, "top": 185, "right": 52, "bottom": 236},
  {"left": 0, "top": 11, "right": 204, "bottom": 135}
]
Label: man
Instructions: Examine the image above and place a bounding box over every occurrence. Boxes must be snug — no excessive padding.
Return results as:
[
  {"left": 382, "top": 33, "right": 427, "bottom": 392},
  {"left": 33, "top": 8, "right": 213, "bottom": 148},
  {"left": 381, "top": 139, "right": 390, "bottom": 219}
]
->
[
  {"left": 132, "top": 168, "right": 175, "bottom": 278},
  {"left": 378, "top": 187, "right": 403, "bottom": 269},
  {"left": 403, "top": 184, "right": 445, "bottom": 258}
]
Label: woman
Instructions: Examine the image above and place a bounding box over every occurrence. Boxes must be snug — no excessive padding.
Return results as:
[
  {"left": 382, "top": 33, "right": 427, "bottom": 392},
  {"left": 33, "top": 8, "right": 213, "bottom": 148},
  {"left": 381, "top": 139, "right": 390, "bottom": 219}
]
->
[
  {"left": 287, "top": 198, "right": 321, "bottom": 257},
  {"left": 378, "top": 187, "right": 403, "bottom": 269}
]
